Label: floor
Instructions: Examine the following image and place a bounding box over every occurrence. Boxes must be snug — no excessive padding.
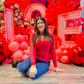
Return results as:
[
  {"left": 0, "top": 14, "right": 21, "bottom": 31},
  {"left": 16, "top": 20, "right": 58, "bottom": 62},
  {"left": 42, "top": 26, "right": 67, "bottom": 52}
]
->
[{"left": 0, "top": 60, "right": 84, "bottom": 84}]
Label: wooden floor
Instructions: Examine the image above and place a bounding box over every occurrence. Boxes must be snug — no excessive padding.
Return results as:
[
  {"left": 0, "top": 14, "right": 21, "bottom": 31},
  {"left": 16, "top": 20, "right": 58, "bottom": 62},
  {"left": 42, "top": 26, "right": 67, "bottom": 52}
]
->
[{"left": 0, "top": 60, "right": 84, "bottom": 84}]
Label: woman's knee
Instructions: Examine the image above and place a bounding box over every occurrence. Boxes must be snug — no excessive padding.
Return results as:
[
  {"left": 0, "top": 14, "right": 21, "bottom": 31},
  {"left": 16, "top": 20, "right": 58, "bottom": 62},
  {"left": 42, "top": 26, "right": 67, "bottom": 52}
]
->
[{"left": 17, "top": 63, "right": 27, "bottom": 73}]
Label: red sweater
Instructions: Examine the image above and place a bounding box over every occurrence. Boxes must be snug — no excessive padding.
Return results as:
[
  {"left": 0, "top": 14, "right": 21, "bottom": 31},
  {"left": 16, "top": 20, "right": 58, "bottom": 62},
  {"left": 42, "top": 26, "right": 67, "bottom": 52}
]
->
[{"left": 30, "top": 33, "right": 57, "bottom": 67}]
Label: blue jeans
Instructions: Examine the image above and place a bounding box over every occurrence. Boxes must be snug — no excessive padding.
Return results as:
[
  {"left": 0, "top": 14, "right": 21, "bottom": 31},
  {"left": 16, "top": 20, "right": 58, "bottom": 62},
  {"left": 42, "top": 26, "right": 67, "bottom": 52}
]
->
[{"left": 17, "top": 56, "right": 50, "bottom": 79}]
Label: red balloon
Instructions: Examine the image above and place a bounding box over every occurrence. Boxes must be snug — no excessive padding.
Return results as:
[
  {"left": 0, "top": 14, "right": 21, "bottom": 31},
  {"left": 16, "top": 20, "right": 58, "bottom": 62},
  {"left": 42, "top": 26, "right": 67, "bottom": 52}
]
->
[
  {"left": 9, "top": 41, "right": 19, "bottom": 51},
  {"left": 15, "top": 34, "right": 24, "bottom": 43},
  {"left": 70, "top": 46, "right": 84, "bottom": 64},
  {"left": 60, "top": 45, "right": 65, "bottom": 51},
  {"left": 62, "top": 50, "right": 68, "bottom": 55},
  {"left": 8, "top": 58, "right": 13, "bottom": 64},
  {"left": 65, "top": 45, "right": 70, "bottom": 51},
  {"left": 23, "top": 35, "right": 28, "bottom": 40},
  {"left": 81, "top": 18, "right": 84, "bottom": 22},
  {"left": 61, "top": 55, "right": 69, "bottom": 64},
  {"left": 0, "top": 55, "right": 5, "bottom": 64}
]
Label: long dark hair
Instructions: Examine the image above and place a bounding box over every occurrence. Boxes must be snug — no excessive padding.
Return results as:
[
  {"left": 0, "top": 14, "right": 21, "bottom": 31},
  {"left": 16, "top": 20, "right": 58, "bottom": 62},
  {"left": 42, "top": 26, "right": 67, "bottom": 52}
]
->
[{"left": 34, "top": 16, "right": 52, "bottom": 43}]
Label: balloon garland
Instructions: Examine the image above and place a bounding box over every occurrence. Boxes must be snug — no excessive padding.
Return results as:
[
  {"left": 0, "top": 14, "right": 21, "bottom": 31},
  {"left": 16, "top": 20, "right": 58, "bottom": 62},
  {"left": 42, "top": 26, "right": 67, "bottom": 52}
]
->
[
  {"left": 0, "top": 33, "right": 10, "bottom": 64},
  {"left": 46, "top": 0, "right": 81, "bottom": 29},
  {"left": 4, "top": 0, "right": 31, "bottom": 11},
  {"left": 70, "top": 46, "right": 84, "bottom": 64},
  {"left": 75, "top": 31, "right": 84, "bottom": 48}
]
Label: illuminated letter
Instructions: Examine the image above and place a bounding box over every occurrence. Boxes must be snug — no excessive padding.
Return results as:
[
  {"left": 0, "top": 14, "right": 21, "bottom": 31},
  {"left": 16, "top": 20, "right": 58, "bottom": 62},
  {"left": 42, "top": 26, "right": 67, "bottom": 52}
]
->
[
  {"left": 24, "top": 3, "right": 46, "bottom": 21},
  {"left": 58, "top": 9, "right": 84, "bottom": 47},
  {"left": 4, "top": 9, "right": 14, "bottom": 41}
]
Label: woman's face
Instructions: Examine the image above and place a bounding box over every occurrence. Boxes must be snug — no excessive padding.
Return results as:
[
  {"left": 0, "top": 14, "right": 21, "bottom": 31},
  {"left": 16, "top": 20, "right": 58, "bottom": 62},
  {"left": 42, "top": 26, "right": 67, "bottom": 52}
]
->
[{"left": 37, "top": 19, "right": 45, "bottom": 33}]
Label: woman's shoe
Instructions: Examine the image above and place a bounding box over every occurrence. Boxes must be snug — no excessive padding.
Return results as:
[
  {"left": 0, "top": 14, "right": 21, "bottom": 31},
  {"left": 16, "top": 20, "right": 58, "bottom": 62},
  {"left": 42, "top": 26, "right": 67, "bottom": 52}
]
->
[{"left": 12, "top": 59, "right": 24, "bottom": 68}]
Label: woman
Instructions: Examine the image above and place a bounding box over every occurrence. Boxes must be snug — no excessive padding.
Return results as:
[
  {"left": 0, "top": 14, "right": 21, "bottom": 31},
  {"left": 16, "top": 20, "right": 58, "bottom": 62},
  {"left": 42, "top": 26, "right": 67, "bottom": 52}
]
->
[{"left": 12, "top": 16, "right": 59, "bottom": 79}]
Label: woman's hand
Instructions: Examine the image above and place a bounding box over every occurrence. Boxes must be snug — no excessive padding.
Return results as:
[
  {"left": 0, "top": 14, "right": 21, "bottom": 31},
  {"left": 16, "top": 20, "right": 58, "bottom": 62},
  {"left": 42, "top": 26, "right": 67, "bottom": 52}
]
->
[
  {"left": 55, "top": 67, "right": 59, "bottom": 73},
  {"left": 29, "top": 65, "right": 37, "bottom": 78}
]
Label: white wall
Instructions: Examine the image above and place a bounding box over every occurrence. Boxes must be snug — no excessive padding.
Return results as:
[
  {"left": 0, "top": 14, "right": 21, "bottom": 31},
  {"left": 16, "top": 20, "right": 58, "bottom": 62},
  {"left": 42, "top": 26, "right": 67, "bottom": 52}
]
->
[
  {"left": 80, "top": 0, "right": 84, "bottom": 6},
  {"left": 1, "top": 0, "right": 5, "bottom": 2}
]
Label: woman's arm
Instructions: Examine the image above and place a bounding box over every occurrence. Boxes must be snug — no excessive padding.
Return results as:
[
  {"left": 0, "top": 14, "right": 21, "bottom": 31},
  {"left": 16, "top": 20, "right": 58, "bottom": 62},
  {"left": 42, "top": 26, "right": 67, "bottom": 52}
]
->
[
  {"left": 50, "top": 34, "right": 59, "bottom": 73},
  {"left": 30, "top": 33, "right": 36, "bottom": 65},
  {"left": 29, "top": 33, "right": 37, "bottom": 78}
]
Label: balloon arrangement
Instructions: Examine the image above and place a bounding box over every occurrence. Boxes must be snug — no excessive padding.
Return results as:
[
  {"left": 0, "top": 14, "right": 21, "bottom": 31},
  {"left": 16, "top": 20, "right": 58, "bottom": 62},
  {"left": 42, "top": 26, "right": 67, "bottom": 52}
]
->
[
  {"left": 0, "top": 2, "right": 6, "bottom": 33},
  {"left": 8, "top": 34, "right": 30, "bottom": 63},
  {"left": 46, "top": 0, "right": 81, "bottom": 29},
  {"left": 70, "top": 46, "right": 84, "bottom": 64},
  {"left": 9, "top": 3, "right": 35, "bottom": 36},
  {"left": 66, "top": 18, "right": 82, "bottom": 27},
  {"left": 56, "top": 31, "right": 84, "bottom": 65},
  {"left": 4, "top": 0, "right": 31, "bottom": 11},
  {"left": 56, "top": 45, "right": 70, "bottom": 64},
  {"left": 0, "top": 32, "right": 10, "bottom": 64},
  {"left": 68, "top": 31, "right": 84, "bottom": 65},
  {"left": 75, "top": 31, "right": 84, "bottom": 48},
  {"left": 6, "top": 3, "right": 35, "bottom": 37}
]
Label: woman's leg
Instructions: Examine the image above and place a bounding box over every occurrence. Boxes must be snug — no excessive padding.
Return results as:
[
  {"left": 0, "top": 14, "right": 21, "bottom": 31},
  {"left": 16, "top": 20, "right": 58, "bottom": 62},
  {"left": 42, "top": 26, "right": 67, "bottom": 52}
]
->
[
  {"left": 17, "top": 56, "right": 31, "bottom": 73},
  {"left": 26, "top": 61, "right": 50, "bottom": 79}
]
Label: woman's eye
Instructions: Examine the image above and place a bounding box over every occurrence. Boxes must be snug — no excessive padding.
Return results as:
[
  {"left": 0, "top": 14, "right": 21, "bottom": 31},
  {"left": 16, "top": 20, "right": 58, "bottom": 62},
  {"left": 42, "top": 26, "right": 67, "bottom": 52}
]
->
[
  {"left": 37, "top": 23, "right": 39, "bottom": 25},
  {"left": 41, "top": 22, "right": 43, "bottom": 24}
]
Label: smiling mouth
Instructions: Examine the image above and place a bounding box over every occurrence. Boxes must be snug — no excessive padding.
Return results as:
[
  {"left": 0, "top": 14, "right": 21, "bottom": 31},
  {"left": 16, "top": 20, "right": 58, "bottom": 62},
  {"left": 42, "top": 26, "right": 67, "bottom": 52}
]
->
[{"left": 39, "top": 27, "right": 43, "bottom": 29}]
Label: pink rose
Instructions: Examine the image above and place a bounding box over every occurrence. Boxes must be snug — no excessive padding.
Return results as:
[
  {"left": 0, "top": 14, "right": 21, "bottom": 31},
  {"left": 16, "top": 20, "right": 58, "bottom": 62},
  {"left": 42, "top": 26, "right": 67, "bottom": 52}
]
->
[
  {"left": 0, "top": 13, "right": 3, "bottom": 17},
  {"left": 14, "top": 17, "right": 18, "bottom": 21},
  {"left": 31, "top": 21, "right": 34, "bottom": 24},
  {"left": 24, "top": 18, "right": 28, "bottom": 21},
  {"left": 20, "top": 12, "right": 24, "bottom": 17},
  {"left": 14, "top": 4, "right": 19, "bottom": 8},
  {"left": 1, "top": 6, "right": 5, "bottom": 11},
  {"left": 0, "top": 2, "right": 4, "bottom": 6},
  {"left": 15, "top": 13, "right": 18, "bottom": 16},
  {"left": 15, "top": 10, "right": 18, "bottom": 13},
  {"left": 1, "top": 20, "right": 4, "bottom": 23},
  {"left": 10, "top": 5, "right": 14, "bottom": 8},
  {"left": 21, "top": 25, "right": 24, "bottom": 27},
  {"left": 18, "top": 16, "right": 21, "bottom": 19},
  {"left": 24, "top": 22, "right": 28, "bottom": 25}
]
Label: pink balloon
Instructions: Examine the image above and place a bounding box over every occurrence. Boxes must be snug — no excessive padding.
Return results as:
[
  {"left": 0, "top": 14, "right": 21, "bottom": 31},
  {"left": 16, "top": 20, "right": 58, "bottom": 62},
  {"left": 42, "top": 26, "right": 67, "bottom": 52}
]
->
[
  {"left": 27, "top": 46, "right": 30, "bottom": 50},
  {"left": 23, "top": 50, "right": 30, "bottom": 55},
  {"left": 61, "top": 55, "right": 69, "bottom": 64},
  {"left": 13, "top": 50, "right": 23, "bottom": 61},
  {"left": 56, "top": 49, "right": 62, "bottom": 60},
  {"left": 19, "top": 41, "right": 28, "bottom": 50},
  {"left": 9, "top": 41, "right": 19, "bottom": 51},
  {"left": 15, "top": 34, "right": 24, "bottom": 43},
  {"left": 22, "top": 54, "right": 29, "bottom": 60}
]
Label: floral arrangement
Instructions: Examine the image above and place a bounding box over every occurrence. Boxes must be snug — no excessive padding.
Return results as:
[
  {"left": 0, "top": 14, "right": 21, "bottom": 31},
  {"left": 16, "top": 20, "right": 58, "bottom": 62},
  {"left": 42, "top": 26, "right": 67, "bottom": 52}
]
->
[
  {"left": 10, "top": 4, "right": 35, "bottom": 27},
  {"left": 0, "top": 2, "right": 10, "bottom": 64},
  {"left": 10, "top": 4, "right": 35, "bottom": 35},
  {"left": 10, "top": 4, "right": 24, "bottom": 27},
  {"left": 0, "top": 2, "right": 5, "bottom": 33}
]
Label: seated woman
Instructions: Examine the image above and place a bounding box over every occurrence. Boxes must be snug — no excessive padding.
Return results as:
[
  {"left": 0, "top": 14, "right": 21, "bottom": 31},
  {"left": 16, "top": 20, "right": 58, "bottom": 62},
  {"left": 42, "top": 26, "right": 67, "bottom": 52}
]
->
[{"left": 12, "top": 16, "right": 59, "bottom": 79}]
